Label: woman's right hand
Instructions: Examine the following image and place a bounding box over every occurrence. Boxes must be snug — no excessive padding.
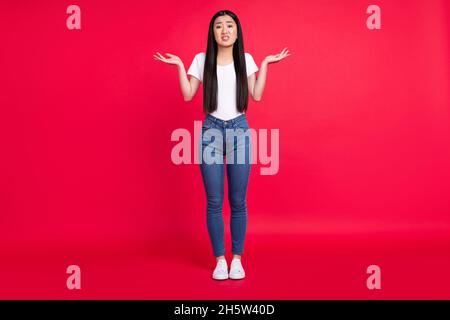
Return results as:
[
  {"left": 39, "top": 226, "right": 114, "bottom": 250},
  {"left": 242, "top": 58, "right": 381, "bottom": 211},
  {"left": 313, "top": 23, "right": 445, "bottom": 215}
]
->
[
  {"left": 153, "top": 52, "right": 182, "bottom": 67},
  {"left": 153, "top": 52, "right": 198, "bottom": 101}
]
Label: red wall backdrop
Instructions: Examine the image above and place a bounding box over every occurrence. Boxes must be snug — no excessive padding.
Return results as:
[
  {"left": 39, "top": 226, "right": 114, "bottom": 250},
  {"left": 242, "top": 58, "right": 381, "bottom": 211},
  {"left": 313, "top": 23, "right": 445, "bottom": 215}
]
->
[{"left": 0, "top": 0, "right": 449, "bottom": 299}]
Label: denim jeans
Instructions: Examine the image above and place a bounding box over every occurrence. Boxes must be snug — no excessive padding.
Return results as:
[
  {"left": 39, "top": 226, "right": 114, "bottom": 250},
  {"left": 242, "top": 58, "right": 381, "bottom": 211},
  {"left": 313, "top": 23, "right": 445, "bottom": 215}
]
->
[{"left": 198, "top": 114, "right": 252, "bottom": 257}]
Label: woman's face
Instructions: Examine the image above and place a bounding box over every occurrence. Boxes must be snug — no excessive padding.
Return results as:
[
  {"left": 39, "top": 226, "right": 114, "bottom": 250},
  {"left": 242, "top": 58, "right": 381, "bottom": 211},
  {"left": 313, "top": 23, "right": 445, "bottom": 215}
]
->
[{"left": 214, "top": 15, "right": 237, "bottom": 47}]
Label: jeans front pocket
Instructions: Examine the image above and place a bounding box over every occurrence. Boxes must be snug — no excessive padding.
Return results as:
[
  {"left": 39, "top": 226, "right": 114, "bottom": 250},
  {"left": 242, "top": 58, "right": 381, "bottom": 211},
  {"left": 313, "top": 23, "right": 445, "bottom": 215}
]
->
[
  {"left": 202, "top": 117, "right": 215, "bottom": 130},
  {"left": 233, "top": 119, "right": 250, "bottom": 130}
]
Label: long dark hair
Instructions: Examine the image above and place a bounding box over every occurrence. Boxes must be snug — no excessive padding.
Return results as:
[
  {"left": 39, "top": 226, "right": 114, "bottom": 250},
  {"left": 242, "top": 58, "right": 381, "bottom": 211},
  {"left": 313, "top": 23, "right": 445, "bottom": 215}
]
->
[{"left": 203, "top": 10, "right": 249, "bottom": 115}]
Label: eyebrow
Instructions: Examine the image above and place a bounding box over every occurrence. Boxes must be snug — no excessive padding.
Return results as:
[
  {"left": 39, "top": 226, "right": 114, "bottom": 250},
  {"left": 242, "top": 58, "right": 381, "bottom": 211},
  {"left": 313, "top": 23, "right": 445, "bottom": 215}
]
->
[{"left": 215, "top": 21, "right": 234, "bottom": 25}]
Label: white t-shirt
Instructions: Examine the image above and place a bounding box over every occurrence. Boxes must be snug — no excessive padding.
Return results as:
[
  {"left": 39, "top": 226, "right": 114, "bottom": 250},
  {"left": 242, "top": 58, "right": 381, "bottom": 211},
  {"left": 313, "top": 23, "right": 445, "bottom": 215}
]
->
[{"left": 187, "top": 52, "right": 259, "bottom": 121}]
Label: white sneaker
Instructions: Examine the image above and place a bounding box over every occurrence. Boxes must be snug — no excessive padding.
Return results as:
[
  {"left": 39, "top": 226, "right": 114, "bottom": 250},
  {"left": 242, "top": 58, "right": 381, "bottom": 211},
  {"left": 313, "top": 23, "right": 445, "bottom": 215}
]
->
[
  {"left": 212, "top": 259, "right": 229, "bottom": 280},
  {"left": 229, "top": 258, "right": 245, "bottom": 280}
]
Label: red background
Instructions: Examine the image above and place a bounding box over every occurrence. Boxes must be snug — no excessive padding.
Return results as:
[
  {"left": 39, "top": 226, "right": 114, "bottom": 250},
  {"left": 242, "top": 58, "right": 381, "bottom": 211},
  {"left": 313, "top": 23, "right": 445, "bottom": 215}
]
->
[{"left": 1, "top": 0, "right": 449, "bottom": 299}]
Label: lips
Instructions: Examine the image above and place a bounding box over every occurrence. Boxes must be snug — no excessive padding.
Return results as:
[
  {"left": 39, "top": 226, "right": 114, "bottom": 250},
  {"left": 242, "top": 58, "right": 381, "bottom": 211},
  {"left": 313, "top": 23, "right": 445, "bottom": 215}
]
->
[{"left": 221, "top": 36, "right": 230, "bottom": 41}]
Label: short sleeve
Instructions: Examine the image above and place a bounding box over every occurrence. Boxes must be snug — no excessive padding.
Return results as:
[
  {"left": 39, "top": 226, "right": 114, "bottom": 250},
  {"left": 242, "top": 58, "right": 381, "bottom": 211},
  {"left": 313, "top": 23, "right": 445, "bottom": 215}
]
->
[
  {"left": 245, "top": 53, "right": 259, "bottom": 77},
  {"left": 187, "top": 53, "right": 203, "bottom": 82}
]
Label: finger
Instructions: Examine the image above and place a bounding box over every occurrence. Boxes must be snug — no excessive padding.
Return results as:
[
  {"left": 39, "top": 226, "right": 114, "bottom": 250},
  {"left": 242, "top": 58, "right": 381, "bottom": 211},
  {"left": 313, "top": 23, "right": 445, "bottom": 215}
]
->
[
  {"left": 158, "top": 54, "right": 169, "bottom": 62},
  {"left": 165, "top": 53, "right": 174, "bottom": 57},
  {"left": 156, "top": 52, "right": 166, "bottom": 59}
]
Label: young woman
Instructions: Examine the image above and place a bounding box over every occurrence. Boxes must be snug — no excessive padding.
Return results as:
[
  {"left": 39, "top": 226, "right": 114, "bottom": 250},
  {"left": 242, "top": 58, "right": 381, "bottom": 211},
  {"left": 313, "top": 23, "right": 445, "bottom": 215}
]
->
[{"left": 154, "top": 9, "right": 290, "bottom": 280}]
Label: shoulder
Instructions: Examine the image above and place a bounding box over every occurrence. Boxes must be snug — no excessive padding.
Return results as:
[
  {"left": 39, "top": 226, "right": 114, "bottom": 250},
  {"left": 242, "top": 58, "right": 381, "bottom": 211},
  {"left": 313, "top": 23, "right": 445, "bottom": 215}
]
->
[
  {"left": 194, "top": 52, "right": 206, "bottom": 62},
  {"left": 244, "top": 52, "right": 258, "bottom": 75},
  {"left": 244, "top": 52, "right": 255, "bottom": 60}
]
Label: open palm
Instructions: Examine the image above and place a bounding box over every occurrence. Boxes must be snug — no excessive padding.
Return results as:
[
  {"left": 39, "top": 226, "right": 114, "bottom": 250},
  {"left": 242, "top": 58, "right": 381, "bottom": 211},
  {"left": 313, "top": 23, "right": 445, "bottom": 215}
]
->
[
  {"left": 153, "top": 52, "right": 182, "bottom": 66},
  {"left": 263, "top": 47, "right": 291, "bottom": 64}
]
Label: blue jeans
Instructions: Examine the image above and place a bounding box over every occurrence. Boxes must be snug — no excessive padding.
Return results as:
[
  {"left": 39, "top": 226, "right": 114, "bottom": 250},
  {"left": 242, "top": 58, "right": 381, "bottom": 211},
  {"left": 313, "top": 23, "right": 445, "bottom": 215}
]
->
[{"left": 198, "top": 114, "right": 252, "bottom": 257}]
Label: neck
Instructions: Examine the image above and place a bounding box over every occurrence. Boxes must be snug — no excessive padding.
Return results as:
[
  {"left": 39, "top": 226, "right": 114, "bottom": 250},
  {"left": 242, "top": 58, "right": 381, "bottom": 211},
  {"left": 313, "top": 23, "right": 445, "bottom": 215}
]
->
[{"left": 217, "top": 45, "right": 234, "bottom": 61}]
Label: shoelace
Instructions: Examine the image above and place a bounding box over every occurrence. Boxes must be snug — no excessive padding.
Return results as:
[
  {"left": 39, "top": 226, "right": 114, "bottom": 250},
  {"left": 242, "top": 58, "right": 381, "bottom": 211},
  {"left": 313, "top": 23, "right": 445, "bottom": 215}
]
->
[
  {"left": 230, "top": 260, "right": 243, "bottom": 270},
  {"left": 216, "top": 260, "right": 228, "bottom": 269}
]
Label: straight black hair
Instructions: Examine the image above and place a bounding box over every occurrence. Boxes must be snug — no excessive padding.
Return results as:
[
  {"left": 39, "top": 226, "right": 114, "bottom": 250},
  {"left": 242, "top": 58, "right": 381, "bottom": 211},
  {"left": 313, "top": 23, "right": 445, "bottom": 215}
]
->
[{"left": 202, "top": 10, "right": 249, "bottom": 115}]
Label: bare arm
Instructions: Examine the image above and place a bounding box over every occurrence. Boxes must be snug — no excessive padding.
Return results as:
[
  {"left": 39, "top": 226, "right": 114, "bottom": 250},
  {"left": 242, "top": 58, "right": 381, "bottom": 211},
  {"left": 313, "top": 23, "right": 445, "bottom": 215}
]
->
[
  {"left": 153, "top": 52, "right": 201, "bottom": 101},
  {"left": 250, "top": 60, "right": 268, "bottom": 102},
  {"left": 177, "top": 63, "right": 201, "bottom": 101}
]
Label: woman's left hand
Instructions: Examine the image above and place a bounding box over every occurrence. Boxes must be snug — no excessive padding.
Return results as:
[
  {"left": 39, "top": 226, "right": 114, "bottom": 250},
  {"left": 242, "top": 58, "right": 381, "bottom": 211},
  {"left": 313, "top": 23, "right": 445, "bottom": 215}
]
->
[{"left": 263, "top": 47, "right": 291, "bottom": 65}]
